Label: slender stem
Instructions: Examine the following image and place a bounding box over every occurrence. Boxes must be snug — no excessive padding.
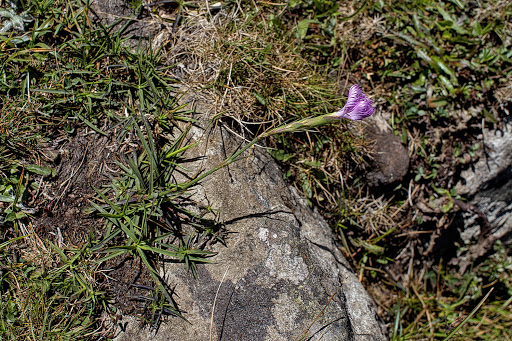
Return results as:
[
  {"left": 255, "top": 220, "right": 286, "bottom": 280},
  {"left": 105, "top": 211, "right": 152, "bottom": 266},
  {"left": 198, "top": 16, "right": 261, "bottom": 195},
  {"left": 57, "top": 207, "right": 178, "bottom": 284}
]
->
[
  {"left": 177, "top": 136, "right": 261, "bottom": 192},
  {"left": 176, "top": 113, "right": 339, "bottom": 192}
]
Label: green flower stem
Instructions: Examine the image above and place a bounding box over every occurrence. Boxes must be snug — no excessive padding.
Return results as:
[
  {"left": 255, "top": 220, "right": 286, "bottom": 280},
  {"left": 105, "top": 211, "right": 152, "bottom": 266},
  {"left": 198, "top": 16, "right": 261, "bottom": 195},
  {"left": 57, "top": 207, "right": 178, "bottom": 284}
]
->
[
  {"left": 260, "top": 113, "right": 339, "bottom": 137},
  {"left": 177, "top": 137, "right": 261, "bottom": 192},
  {"left": 177, "top": 113, "right": 339, "bottom": 192}
]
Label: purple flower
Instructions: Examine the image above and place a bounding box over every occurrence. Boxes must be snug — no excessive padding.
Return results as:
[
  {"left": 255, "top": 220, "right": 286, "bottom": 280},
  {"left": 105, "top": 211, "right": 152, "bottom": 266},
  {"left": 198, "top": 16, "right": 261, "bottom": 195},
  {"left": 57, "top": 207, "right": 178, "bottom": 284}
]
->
[{"left": 334, "top": 84, "right": 375, "bottom": 120}]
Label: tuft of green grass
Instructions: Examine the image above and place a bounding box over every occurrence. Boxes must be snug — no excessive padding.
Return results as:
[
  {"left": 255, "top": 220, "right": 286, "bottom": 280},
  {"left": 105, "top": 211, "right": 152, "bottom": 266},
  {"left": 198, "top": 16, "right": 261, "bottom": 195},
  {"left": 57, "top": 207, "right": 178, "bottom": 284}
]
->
[
  {"left": 0, "top": 0, "right": 222, "bottom": 334},
  {"left": 88, "top": 113, "right": 221, "bottom": 323},
  {"left": 0, "top": 235, "right": 112, "bottom": 340}
]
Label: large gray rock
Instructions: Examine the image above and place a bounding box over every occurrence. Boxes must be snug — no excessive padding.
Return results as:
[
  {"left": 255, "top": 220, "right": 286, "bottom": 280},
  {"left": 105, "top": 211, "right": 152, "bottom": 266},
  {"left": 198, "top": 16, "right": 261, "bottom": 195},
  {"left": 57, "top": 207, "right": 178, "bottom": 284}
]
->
[{"left": 114, "top": 98, "right": 386, "bottom": 340}]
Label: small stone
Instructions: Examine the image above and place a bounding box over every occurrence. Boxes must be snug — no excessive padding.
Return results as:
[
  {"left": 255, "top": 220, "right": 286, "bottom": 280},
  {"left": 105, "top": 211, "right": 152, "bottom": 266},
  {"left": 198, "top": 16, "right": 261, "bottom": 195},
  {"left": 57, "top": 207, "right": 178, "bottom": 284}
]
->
[{"left": 365, "top": 118, "right": 410, "bottom": 186}]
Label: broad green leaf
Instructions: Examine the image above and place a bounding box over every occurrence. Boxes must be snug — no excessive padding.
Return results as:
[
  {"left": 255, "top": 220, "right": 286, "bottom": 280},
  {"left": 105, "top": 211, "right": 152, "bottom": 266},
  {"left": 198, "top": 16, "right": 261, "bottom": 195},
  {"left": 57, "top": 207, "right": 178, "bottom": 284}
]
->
[
  {"left": 297, "top": 19, "right": 317, "bottom": 40},
  {"left": 0, "top": 195, "right": 14, "bottom": 202},
  {"left": 25, "top": 164, "right": 56, "bottom": 177}
]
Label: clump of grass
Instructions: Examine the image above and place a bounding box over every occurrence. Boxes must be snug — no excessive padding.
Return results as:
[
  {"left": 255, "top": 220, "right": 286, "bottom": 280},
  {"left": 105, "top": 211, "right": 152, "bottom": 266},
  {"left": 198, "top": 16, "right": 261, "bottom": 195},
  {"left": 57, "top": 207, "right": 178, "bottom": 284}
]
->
[
  {"left": 0, "top": 236, "right": 112, "bottom": 340},
  {"left": 88, "top": 113, "right": 221, "bottom": 324},
  {"left": 0, "top": 0, "right": 223, "bottom": 334}
]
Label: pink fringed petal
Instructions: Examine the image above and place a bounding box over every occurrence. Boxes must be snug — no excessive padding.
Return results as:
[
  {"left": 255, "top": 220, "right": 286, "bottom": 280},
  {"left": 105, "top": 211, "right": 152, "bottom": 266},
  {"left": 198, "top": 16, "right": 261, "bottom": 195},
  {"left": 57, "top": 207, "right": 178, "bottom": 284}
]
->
[{"left": 335, "top": 85, "right": 375, "bottom": 120}]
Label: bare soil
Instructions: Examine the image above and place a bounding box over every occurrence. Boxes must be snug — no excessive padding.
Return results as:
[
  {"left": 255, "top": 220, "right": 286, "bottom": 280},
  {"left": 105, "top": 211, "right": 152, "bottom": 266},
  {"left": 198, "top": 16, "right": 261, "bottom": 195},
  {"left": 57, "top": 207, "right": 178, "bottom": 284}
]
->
[{"left": 31, "top": 127, "right": 153, "bottom": 317}]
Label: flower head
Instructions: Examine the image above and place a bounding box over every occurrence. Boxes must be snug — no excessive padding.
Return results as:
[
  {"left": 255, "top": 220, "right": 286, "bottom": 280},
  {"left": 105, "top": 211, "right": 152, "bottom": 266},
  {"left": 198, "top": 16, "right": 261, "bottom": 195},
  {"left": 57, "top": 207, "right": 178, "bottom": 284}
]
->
[{"left": 334, "top": 84, "right": 375, "bottom": 120}]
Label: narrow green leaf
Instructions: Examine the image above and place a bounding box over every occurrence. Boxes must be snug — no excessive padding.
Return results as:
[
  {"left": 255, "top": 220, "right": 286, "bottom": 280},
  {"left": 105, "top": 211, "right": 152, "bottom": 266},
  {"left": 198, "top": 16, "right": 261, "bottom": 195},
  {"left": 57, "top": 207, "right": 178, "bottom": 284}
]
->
[
  {"left": 75, "top": 112, "right": 107, "bottom": 136},
  {"left": 97, "top": 250, "right": 126, "bottom": 263},
  {"left": 0, "top": 235, "right": 28, "bottom": 250},
  {"left": 139, "top": 244, "right": 181, "bottom": 258},
  {"left": 0, "top": 195, "right": 14, "bottom": 203},
  {"left": 431, "top": 56, "right": 458, "bottom": 83},
  {"left": 30, "top": 88, "right": 72, "bottom": 94},
  {"left": 443, "top": 288, "right": 494, "bottom": 340},
  {"left": 164, "top": 141, "right": 199, "bottom": 159}
]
